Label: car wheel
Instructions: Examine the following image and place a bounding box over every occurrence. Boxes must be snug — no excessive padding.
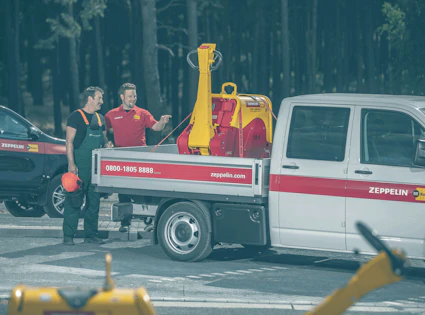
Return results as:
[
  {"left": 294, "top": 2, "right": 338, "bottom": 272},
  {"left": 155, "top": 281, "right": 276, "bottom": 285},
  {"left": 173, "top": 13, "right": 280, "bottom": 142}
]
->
[
  {"left": 157, "top": 201, "right": 212, "bottom": 262},
  {"left": 4, "top": 200, "right": 46, "bottom": 217},
  {"left": 44, "top": 174, "right": 85, "bottom": 218}
]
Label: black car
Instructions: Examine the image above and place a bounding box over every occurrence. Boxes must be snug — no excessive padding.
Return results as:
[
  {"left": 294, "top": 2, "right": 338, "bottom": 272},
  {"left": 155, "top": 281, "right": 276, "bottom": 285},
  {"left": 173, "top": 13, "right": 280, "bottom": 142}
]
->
[{"left": 0, "top": 105, "right": 69, "bottom": 218}]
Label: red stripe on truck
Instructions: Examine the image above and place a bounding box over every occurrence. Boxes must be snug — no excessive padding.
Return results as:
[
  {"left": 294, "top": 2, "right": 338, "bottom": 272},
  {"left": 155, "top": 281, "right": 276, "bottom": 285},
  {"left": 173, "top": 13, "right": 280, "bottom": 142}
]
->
[
  {"left": 269, "top": 174, "right": 425, "bottom": 203},
  {"left": 100, "top": 160, "right": 253, "bottom": 185}
]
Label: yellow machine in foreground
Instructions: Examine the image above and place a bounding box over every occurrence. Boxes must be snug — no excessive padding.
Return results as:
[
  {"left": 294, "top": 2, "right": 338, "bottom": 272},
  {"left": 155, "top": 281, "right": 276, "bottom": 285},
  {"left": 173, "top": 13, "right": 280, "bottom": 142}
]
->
[
  {"left": 177, "top": 43, "right": 273, "bottom": 158},
  {"left": 8, "top": 253, "right": 156, "bottom": 315},
  {"left": 307, "top": 222, "right": 409, "bottom": 315}
]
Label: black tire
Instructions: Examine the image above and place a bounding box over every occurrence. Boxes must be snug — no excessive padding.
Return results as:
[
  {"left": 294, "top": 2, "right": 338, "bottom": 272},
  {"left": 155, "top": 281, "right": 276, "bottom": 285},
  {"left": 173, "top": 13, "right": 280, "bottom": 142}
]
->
[
  {"left": 44, "top": 174, "right": 86, "bottom": 218},
  {"left": 4, "top": 200, "right": 46, "bottom": 217},
  {"left": 157, "top": 201, "right": 212, "bottom": 262}
]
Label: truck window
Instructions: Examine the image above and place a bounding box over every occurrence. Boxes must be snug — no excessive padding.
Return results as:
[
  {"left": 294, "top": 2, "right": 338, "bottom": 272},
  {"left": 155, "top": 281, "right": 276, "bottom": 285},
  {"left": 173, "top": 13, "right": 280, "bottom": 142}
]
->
[
  {"left": 361, "top": 109, "right": 425, "bottom": 167},
  {"left": 286, "top": 106, "right": 350, "bottom": 161}
]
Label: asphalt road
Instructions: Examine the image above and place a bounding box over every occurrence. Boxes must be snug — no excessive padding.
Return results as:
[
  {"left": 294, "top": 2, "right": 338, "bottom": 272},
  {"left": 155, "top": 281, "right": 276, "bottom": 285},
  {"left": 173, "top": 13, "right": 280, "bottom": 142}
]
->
[{"left": 0, "top": 199, "right": 424, "bottom": 314}]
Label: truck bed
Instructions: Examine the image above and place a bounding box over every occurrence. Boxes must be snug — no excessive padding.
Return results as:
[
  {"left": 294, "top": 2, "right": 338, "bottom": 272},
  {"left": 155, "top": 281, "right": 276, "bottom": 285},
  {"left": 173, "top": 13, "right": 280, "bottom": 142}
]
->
[{"left": 92, "top": 144, "right": 270, "bottom": 204}]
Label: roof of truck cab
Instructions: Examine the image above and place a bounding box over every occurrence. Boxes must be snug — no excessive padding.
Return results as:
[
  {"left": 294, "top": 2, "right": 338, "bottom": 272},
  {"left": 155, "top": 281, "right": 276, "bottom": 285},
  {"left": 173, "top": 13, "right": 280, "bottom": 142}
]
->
[{"left": 285, "top": 93, "right": 425, "bottom": 110}]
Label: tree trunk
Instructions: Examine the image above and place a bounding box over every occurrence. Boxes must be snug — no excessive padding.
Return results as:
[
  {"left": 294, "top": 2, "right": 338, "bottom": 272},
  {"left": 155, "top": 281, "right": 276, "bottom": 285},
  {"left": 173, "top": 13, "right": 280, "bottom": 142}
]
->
[
  {"left": 141, "top": 0, "right": 163, "bottom": 144},
  {"left": 68, "top": 2, "right": 80, "bottom": 111},
  {"left": 365, "top": 5, "right": 376, "bottom": 93},
  {"left": 131, "top": 0, "right": 145, "bottom": 107},
  {"left": 29, "top": 12, "right": 44, "bottom": 106},
  {"left": 335, "top": 0, "right": 343, "bottom": 92},
  {"left": 356, "top": 6, "right": 364, "bottom": 93},
  {"left": 281, "top": 0, "right": 290, "bottom": 99},
  {"left": 51, "top": 43, "right": 63, "bottom": 138},
  {"left": 311, "top": 0, "right": 317, "bottom": 93},
  {"left": 6, "top": 0, "right": 23, "bottom": 116},
  {"left": 95, "top": 15, "right": 109, "bottom": 113},
  {"left": 186, "top": 0, "right": 198, "bottom": 110}
]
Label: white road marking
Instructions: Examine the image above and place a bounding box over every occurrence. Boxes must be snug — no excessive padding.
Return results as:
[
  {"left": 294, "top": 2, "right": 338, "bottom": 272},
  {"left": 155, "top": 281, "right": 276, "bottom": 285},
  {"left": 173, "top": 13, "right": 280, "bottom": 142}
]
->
[
  {"left": 235, "top": 270, "right": 252, "bottom": 274},
  {"left": 247, "top": 269, "right": 264, "bottom": 272},
  {"left": 314, "top": 258, "right": 333, "bottom": 264},
  {"left": 24, "top": 264, "right": 118, "bottom": 277},
  {"left": 259, "top": 267, "right": 276, "bottom": 271},
  {"left": 224, "top": 271, "right": 241, "bottom": 275},
  {"left": 198, "top": 274, "right": 215, "bottom": 278},
  {"left": 186, "top": 275, "right": 202, "bottom": 279},
  {"left": 151, "top": 301, "right": 420, "bottom": 312}
]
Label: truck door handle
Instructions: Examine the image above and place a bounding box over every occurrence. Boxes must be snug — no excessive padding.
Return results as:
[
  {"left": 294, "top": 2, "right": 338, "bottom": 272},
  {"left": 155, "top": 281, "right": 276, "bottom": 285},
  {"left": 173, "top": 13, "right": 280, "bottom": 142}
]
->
[
  {"left": 355, "top": 170, "right": 372, "bottom": 175},
  {"left": 282, "top": 165, "right": 299, "bottom": 170}
]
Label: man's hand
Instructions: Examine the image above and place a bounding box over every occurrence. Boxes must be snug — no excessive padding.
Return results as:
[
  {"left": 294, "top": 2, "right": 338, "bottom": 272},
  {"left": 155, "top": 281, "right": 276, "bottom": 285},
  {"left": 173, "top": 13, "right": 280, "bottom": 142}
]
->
[
  {"left": 104, "top": 141, "right": 114, "bottom": 148},
  {"left": 68, "top": 163, "right": 78, "bottom": 175},
  {"left": 160, "top": 115, "right": 172, "bottom": 124}
]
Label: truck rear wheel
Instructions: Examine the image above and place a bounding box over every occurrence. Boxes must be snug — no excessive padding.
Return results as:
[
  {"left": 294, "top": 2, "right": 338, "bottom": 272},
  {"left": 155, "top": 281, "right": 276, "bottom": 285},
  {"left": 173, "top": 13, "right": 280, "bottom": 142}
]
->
[{"left": 157, "top": 201, "right": 212, "bottom": 262}]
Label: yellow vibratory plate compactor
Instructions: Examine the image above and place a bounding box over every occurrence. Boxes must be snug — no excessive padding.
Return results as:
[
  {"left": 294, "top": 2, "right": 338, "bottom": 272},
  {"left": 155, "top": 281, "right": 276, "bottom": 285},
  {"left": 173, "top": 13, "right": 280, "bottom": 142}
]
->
[
  {"left": 7, "top": 253, "right": 156, "bottom": 315},
  {"left": 177, "top": 43, "right": 273, "bottom": 158}
]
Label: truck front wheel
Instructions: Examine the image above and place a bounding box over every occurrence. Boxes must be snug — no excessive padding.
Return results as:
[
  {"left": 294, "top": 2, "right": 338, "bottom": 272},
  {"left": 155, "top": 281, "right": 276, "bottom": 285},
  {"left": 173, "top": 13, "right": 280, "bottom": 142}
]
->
[{"left": 157, "top": 202, "right": 212, "bottom": 262}]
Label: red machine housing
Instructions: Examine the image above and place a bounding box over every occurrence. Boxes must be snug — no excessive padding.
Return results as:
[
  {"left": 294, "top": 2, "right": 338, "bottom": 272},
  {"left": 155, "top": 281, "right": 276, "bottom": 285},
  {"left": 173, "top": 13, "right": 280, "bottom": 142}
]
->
[{"left": 177, "top": 98, "right": 271, "bottom": 158}]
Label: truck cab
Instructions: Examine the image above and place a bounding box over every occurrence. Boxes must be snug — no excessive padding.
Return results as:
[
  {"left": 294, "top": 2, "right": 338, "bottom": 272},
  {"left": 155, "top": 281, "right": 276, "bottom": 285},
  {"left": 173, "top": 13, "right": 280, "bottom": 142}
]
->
[{"left": 270, "top": 94, "right": 425, "bottom": 259}]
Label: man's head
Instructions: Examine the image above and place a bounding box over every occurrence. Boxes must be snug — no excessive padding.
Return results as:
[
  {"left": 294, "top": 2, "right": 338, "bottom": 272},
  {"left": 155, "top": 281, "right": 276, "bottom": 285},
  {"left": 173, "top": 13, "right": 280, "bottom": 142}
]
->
[
  {"left": 119, "top": 83, "right": 137, "bottom": 110},
  {"left": 83, "top": 86, "right": 104, "bottom": 112}
]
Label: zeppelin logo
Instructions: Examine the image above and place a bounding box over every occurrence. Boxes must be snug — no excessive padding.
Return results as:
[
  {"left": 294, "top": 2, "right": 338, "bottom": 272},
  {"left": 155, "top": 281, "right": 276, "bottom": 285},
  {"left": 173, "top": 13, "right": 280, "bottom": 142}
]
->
[
  {"left": 1, "top": 143, "right": 24, "bottom": 149},
  {"left": 368, "top": 187, "right": 408, "bottom": 196}
]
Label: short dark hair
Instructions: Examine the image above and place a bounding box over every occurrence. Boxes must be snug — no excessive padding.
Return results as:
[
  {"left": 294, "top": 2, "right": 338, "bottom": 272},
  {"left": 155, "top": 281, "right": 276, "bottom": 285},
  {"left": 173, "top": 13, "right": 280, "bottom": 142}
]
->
[
  {"left": 83, "top": 86, "right": 104, "bottom": 102},
  {"left": 118, "top": 83, "right": 136, "bottom": 96}
]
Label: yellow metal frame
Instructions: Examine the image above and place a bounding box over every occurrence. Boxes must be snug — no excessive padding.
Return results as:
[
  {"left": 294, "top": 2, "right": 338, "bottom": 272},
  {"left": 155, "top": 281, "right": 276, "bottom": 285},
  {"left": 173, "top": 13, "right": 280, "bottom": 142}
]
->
[
  {"left": 306, "top": 250, "right": 405, "bottom": 315},
  {"left": 187, "top": 43, "right": 216, "bottom": 155},
  {"left": 7, "top": 254, "right": 156, "bottom": 315}
]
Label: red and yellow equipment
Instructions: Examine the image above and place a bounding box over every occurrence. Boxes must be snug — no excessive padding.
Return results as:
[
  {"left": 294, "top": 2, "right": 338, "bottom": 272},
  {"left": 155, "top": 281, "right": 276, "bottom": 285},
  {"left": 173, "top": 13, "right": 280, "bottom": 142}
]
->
[
  {"left": 177, "top": 43, "right": 273, "bottom": 158},
  {"left": 7, "top": 254, "right": 156, "bottom": 315}
]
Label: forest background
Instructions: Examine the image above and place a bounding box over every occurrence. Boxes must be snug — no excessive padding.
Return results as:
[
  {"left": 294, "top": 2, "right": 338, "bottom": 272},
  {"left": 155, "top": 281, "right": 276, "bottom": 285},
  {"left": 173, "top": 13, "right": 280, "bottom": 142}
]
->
[{"left": 0, "top": 0, "right": 423, "bottom": 144}]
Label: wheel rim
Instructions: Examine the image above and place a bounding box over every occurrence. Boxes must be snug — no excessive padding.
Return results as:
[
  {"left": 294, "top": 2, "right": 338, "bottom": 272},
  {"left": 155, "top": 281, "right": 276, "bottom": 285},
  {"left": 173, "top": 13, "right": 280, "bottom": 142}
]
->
[
  {"left": 164, "top": 212, "right": 200, "bottom": 254},
  {"left": 52, "top": 185, "right": 66, "bottom": 215},
  {"left": 52, "top": 184, "right": 86, "bottom": 215}
]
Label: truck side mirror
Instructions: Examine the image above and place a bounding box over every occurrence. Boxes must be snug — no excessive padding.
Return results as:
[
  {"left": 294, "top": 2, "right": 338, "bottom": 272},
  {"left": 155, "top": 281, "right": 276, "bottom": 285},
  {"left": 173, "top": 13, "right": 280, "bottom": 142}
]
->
[{"left": 413, "top": 139, "right": 425, "bottom": 167}]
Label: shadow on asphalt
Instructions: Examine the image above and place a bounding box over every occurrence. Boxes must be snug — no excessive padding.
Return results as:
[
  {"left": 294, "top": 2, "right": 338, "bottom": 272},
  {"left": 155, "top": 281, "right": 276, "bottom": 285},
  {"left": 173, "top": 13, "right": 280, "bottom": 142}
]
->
[{"left": 208, "top": 246, "right": 425, "bottom": 280}]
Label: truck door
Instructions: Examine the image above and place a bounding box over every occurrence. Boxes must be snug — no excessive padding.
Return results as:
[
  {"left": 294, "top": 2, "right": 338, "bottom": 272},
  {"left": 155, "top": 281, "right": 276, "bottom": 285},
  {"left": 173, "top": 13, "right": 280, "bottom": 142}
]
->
[
  {"left": 346, "top": 107, "right": 425, "bottom": 258},
  {"left": 0, "top": 110, "right": 45, "bottom": 192},
  {"left": 276, "top": 103, "right": 353, "bottom": 250}
]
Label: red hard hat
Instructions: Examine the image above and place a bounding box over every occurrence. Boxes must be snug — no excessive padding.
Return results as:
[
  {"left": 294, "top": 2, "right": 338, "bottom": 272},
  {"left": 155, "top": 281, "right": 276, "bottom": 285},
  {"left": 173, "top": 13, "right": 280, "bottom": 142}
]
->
[{"left": 61, "top": 172, "right": 83, "bottom": 193}]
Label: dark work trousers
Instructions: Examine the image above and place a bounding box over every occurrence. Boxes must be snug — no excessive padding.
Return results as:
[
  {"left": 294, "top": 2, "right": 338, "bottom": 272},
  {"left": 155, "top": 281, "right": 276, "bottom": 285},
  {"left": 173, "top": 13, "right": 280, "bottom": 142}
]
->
[{"left": 63, "top": 125, "right": 103, "bottom": 238}]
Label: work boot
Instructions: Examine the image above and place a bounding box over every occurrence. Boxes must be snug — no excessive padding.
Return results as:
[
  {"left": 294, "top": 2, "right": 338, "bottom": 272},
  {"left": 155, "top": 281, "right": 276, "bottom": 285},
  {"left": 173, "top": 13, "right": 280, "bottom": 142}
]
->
[
  {"left": 63, "top": 237, "right": 74, "bottom": 245},
  {"left": 84, "top": 236, "right": 105, "bottom": 244},
  {"left": 119, "top": 225, "right": 128, "bottom": 233}
]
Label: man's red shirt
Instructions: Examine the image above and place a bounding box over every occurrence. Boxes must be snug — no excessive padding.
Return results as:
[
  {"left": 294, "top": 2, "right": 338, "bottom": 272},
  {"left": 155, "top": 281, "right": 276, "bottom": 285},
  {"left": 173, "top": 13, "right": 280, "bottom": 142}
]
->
[{"left": 105, "top": 105, "right": 157, "bottom": 147}]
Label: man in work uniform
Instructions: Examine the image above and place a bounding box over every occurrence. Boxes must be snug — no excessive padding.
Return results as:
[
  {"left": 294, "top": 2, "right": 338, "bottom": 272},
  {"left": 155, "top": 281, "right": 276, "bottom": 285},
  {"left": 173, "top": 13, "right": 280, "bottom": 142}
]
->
[
  {"left": 63, "top": 86, "right": 114, "bottom": 245},
  {"left": 105, "top": 83, "right": 171, "bottom": 232}
]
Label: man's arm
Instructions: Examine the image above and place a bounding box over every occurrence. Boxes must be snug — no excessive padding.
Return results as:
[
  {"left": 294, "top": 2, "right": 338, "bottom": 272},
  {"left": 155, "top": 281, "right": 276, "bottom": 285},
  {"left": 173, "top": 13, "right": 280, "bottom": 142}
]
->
[
  {"left": 152, "top": 115, "right": 172, "bottom": 131},
  {"left": 103, "top": 130, "right": 114, "bottom": 148},
  {"left": 66, "top": 126, "right": 78, "bottom": 174}
]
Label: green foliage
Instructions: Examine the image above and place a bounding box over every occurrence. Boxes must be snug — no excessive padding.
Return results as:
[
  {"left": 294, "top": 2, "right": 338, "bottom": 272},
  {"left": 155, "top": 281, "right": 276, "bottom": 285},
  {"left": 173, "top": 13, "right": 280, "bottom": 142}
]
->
[
  {"left": 378, "top": 2, "right": 408, "bottom": 50},
  {"left": 80, "top": 0, "right": 107, "bottom": 30},
  {"left": 37, "top": 0, "right": 106, "bottom": 49}
]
